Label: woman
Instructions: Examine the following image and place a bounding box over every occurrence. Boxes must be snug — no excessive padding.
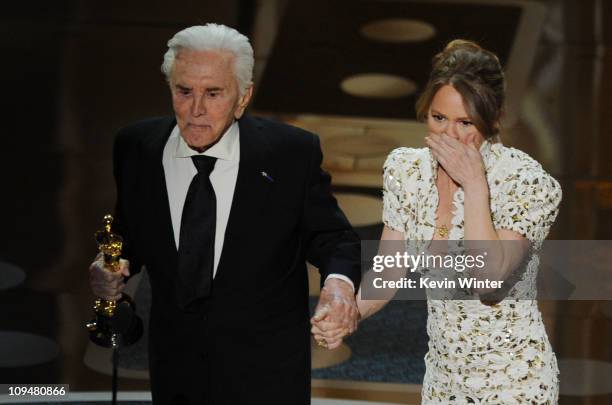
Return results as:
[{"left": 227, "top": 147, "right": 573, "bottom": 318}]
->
[{"left": 312, "top": 40, "right": 562, "bottom": 403}]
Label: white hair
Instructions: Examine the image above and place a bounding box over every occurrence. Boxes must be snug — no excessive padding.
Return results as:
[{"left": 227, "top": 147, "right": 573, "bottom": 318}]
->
[{"left": 161, "top": 24, "right": 254, "bottom": 95}]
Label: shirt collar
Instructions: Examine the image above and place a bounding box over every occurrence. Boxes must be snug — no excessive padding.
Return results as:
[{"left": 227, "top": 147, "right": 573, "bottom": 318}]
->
[{"left": 174, "top": 120, "right": 239, "bottom": 161}]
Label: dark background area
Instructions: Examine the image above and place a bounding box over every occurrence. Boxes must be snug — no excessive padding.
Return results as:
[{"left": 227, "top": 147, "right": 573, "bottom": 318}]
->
[{"left": 0, "top": 1, "right": 610, "bottom": 403}]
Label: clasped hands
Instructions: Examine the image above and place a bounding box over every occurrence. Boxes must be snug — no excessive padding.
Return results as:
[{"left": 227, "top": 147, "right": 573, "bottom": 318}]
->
[{"left": 310, "top": 278, "right": 360, "bottom": 350}]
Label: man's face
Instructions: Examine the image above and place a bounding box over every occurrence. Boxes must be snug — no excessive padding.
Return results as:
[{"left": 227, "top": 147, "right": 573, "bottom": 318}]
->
[{"left": 170, "top": 50, "right": 252, "bottom": 151}]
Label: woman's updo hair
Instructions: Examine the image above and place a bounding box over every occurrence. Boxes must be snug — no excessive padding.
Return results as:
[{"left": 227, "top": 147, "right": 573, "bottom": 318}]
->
[{"left": 416, "top": 39, "right": 505, "bottom": 139}]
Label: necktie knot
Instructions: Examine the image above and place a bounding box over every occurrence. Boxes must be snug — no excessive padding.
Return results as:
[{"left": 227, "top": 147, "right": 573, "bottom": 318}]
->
[{"left": 191, "top": 155, "right": 217, "bottom": 175}]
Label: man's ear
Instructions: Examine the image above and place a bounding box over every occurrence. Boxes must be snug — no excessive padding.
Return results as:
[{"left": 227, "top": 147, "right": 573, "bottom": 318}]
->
[{"left": 234, "top": 85, "right": 253, "bottom": 119}]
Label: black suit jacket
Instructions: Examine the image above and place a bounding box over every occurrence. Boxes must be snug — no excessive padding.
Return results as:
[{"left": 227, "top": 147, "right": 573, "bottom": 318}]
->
[{"left": 112, "top": 115, "right": 361, "bottom": 404}]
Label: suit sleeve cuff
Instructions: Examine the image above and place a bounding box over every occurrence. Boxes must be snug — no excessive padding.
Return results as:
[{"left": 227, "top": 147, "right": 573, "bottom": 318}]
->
[{"left": 324, "top": 274, "right": 355, "bottom": 292}]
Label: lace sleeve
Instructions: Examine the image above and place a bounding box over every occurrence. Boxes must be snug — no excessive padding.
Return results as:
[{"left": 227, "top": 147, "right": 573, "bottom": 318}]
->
[
  {"left": 382, "top": 150, "right": 407, "bottom": 232},
  {"left": 496, "top": 170, "right": 562, "bottom": 244}
]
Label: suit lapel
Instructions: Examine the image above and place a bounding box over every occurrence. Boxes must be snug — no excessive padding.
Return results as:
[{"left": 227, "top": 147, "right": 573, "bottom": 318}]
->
[
  {"left": 216, "top": 116, "right": 273, "bottom": 274},
  {"left": 142, "top": 117, "right": 178, "bottom": 266}
]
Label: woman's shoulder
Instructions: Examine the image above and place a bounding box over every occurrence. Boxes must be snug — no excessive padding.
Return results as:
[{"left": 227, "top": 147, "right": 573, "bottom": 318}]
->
[
  {"left": 493, "top": 144, "right": 541, "bottom": 167},
  {"left": 383, "top": 147, "right": 433, "bottom": 197},
  {"left": 384, "top": 146, "right": 430, "bottom": 169},
  {"left": 492, "top": 144, "right": 549, "bottom": 176},
  {"left": 491, "top": 144, "right": 561, "bottom": 197}
]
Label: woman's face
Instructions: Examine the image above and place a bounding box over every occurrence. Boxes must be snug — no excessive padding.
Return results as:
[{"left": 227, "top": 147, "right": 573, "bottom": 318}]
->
[{"left": 427, "top": 84, "right": 486, "bottom": 148}]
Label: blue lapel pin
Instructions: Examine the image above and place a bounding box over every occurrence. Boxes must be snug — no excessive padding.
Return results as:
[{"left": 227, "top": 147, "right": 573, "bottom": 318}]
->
[{"left": 261, "top": 171, "right": 274, "bottom": 182}]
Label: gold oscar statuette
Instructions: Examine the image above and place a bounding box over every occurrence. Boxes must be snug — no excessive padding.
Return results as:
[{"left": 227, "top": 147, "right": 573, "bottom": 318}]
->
[{"left": 85, "top": 214, "right": 143, "bottom": 347}]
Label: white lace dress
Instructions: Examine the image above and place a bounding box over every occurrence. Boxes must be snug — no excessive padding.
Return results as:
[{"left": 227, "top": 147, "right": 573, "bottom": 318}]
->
[{"left": 382, "top": 140, "right": 562, "bottom": 404}]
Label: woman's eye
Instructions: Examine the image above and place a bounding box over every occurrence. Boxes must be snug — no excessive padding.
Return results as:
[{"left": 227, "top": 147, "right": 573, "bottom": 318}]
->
[
  {"left": 460, "top": 120, "right": 473, "bottom": 127},
  {"left": 432, "top": 114, "right": 445, "bottom": 122},
  {"left": 207, "top": 91, "right": 220, "bottom": 98}
]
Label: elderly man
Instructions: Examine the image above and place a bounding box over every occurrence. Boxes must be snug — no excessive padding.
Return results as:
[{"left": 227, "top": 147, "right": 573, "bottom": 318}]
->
[{"left": 89, "top": 24, "right": 361, "bottom": 404}]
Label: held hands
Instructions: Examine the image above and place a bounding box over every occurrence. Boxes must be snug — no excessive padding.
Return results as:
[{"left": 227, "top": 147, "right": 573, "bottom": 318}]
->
[
  {"left": 425, "top": 132, "right": 486, "bottom": 191},
  {"left": 310, "top": 278, "right": 359, "bottom": 350},
  {"left": 88, "top": 254, "right": 130, "bottom": 301}
]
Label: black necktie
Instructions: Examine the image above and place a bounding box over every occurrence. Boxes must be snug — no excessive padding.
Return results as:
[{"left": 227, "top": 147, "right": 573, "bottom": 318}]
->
[{"left": 177, "top": 155, "right": 217, "bottom": 309}]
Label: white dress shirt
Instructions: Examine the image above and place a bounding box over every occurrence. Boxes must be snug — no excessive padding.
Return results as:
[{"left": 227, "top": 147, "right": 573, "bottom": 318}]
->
[{"left": 162, "top": 121, "right": 354, "bottom": 289}]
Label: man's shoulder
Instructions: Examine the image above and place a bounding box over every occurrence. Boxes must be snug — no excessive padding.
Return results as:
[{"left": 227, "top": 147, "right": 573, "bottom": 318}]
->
[
  {"left": 113, "top": 116, "right": 175, "bottom": 157},
  {"left": 116, "top": 116, "right": 175, "bottom": 140},
  {"left": 241, "top": 115, "right": 317, "bottom": 147}
]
